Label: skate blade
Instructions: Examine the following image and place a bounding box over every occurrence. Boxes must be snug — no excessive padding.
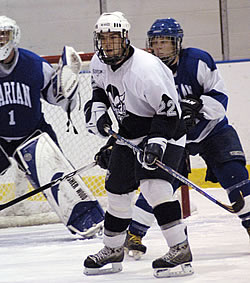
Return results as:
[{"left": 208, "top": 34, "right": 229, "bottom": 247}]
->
[
  {"left": 84, "top": 262, "right": 122, "bottom": 275},
  {"left": 124, "top": 247, "right": 144, "bottom": 260},
  {"left": 154, "top": 262, "right": 194, "bottom": 278},
  {"left": 128, "top": 250, "right": 144, "bottom": 260}
]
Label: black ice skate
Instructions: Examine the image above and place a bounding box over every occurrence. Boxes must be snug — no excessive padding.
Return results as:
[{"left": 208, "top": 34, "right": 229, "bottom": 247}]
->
[
  {"left": 124, "top": 231, "right": 147, "bottom": 260},
  {"left": 152, "top": 240, "right": 194, "bottom": 278},
  {"left": 83, "top": 245, "right": 124, "bottom": 275}
]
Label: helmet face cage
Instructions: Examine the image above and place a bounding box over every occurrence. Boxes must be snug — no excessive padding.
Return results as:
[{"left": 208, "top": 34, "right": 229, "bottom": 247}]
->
[
  {"left": 94, "top": 12, "right": 130, "bottom": 65},
  {"left": 0, "top": 28, "right": 14, "bottom": 47},
  {"left": 94, "top": 30, "right": 129, "bottom": 65},
  {"left": 0, "top": 16, "right": 20, "bottom": 61},
  {"left": 147, "top": 18, "right": 183, "bottom": 66},
  {"left": 147, "top": 35, "right": 181, "bottom": 66}
]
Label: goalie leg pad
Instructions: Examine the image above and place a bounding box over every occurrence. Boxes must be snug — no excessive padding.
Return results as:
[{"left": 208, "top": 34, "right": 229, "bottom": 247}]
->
[
  {"left": 67, "top": 200, "right": 104, "bottom": 238},
  {"left": 14, "top": 132, "right": 104, "bottom": 237}
]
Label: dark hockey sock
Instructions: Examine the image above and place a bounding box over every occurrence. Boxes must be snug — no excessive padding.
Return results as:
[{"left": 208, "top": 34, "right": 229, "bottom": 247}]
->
[
  {"left": 128, "top": 193, "right": 153, "bottom": 237},
  {"left": 104, "top": 211, "right": 131, "bottom": 232},
  {"left": 153, "top": 200, "right": 182, "bottom": 226},
  {"left": 212, "top": 161, "right": 250, "bottom": 203},
  {"left": 129, "top": 220, "right": 149, "bottom": 237}
]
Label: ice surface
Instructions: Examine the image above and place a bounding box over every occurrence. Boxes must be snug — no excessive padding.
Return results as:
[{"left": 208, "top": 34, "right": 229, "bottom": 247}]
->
[{"left": 0, "top": 188, "right": 249, "bottom": 283}]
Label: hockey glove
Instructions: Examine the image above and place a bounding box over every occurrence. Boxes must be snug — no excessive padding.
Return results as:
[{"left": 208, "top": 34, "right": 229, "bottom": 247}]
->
[
  {"left": 54, "top": 46, "right": 81, "bottom": 102},
  {"left": 84, "top": 101, "right": 112, "bottom": 138},
  {"left": 96, "top": 112, "right": 112, "bottom": 137},
  {"left": 180, "top": 96, "right": 203, "bottom": 132},
  {"left": 94, "top": 136, "right": 116, "bottom": 169},
  {"left": 138, "top": 137, "right": 167, "bottom": 170}
]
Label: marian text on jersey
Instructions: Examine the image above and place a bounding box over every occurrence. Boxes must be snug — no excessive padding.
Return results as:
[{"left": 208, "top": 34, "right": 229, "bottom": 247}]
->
[
  {"left": 0, "top": 48, "right": 50, "bottom": 138},
  {"left": 0, "top": 81, "right": 31, "bottom": 107}
]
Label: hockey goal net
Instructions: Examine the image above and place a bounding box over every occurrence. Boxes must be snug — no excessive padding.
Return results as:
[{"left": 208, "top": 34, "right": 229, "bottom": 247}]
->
[{"left": 0, "top": 52, "right": 192, "bottom": 228}]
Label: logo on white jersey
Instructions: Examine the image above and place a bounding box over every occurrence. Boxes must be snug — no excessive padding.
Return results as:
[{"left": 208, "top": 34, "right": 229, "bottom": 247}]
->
[{"left": 106, "top": 84, "right": 128, "bottom": 122}]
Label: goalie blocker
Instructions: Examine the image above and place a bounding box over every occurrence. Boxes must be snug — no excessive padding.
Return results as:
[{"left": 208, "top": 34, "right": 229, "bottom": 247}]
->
[{"left": 14, "top": 133, "right": 104, "bottom": 238}]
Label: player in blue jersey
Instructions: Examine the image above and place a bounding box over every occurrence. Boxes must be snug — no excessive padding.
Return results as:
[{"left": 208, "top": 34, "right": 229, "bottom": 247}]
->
[
  {"left": 0, "top": 16, "right": 104, "bottom": 238},
  {"left": 116, "top": 17, "right": 250, "bottom": 258}
]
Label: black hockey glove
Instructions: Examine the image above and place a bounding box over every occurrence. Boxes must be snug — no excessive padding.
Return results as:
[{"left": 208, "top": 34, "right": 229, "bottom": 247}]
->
[
  {"left": 94, "top": 136, "right": 116, "bottom": 169},
  {"left": 180, "top": 96, "right": 203, "bottom": 132},
  {"left": 96, "top": 112, "right": 112, "bottom": 137},
  {"left": 138, "top": 137, "right": 167, "bottom": 170}
]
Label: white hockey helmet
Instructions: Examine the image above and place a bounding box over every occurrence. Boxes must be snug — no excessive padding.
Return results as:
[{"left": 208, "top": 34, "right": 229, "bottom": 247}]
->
[
  {"left": 94, "top": 11, "right": 131, "bottom": 65},
  {"left": 94, "top": 11, "right": 130, "bottom": 33},
  {"left": 0, "top": 16, "right": 20, "bottom": 61}
]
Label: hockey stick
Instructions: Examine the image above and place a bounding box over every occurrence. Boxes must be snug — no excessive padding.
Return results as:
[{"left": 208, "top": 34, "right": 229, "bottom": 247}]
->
[
  {"left": 105, "top": 128, "right": 244, "bottom": 214},
  {"left": 0, "top": 161, "right": 97, "bottom": 211}
]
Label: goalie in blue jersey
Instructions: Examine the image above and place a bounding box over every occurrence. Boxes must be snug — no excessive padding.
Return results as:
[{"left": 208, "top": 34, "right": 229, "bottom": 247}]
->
[
  {"left": 114, "top": 17, "right": 250, "bottom": 258},
  {"left": 0, "top": 16, "right": 104, "bottom": 238}
]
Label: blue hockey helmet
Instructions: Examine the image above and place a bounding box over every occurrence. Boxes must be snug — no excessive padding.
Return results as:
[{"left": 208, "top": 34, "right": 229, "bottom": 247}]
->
[{"left": 147, "top": 18, "right": 183, "bottom": 66}]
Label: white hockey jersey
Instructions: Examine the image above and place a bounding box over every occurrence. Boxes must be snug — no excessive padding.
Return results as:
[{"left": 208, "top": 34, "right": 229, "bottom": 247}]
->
[{"left": 90, "top": 46, "right": 185, "bottom": 140}]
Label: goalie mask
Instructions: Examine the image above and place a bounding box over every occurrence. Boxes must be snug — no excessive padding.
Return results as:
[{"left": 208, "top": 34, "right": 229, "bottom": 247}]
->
[
  {"left": 147, "top": 18, "right": 183, "bottom": 67},
  {"left": 94, "top": 11, "right": 131, "bottom": 65},
  {"left": 0, "top": 16, "right": 20, "bottom": 61}
]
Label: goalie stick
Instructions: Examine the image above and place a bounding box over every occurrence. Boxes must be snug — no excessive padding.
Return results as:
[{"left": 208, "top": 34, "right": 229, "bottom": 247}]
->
[
  {"left": 0, "top": 162, "right": 96, "bottom": 211},
  {"left": 105, "top": 127, "right": 245, "bottom": 214}
]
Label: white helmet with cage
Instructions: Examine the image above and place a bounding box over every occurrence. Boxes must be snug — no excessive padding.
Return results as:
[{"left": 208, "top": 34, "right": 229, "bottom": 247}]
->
[
  {"left": 94, "top": 11, "right": 130, "bottom": 33},
  {"left": 0, "top": 16, "right": 20, "bottom": 61},
  {"left": 94, "top": 11, "right": 131, "bottom": 65}
]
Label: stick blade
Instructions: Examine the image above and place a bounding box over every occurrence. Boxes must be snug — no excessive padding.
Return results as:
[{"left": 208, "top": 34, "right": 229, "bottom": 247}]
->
[{"left": 232, "top": 192, "right": 245, "bottom": 213}]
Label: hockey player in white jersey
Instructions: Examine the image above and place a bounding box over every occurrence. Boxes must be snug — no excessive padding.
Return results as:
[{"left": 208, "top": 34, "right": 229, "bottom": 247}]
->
[
  {"left": 117, "top": 17, "right": 250, "bottom": 258},
  {"left": 0, "top": 16, "right": 104, "bottom": 238},
  {"left": 83, "top": 12, "right": 194, "bottom": 278}
]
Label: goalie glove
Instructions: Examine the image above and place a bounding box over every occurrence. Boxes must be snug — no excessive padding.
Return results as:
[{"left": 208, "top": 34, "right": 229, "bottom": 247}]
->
[
  {"left": 137, "top": 137, "right": 167, "bottom": 170},
  {"left": 51, "top": 46, "right": 82, "bottom": 133},
  {"left": 84, "top": 101, "right": 112, "bottom": 138},
  {"left": 180, "top": 96, "right": 203, "bottom": 132},
  {"left": 54, "top": 46, "right": 81, "bottom": 103}
]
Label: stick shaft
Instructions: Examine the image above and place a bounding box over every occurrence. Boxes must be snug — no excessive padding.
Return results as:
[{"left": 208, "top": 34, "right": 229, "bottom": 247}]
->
[
  {"left": 106, "top": 128, "right": 243, "bottom": 213},
  {"left": 0, "top": 162, "right": 96, "bottom": 211}
]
